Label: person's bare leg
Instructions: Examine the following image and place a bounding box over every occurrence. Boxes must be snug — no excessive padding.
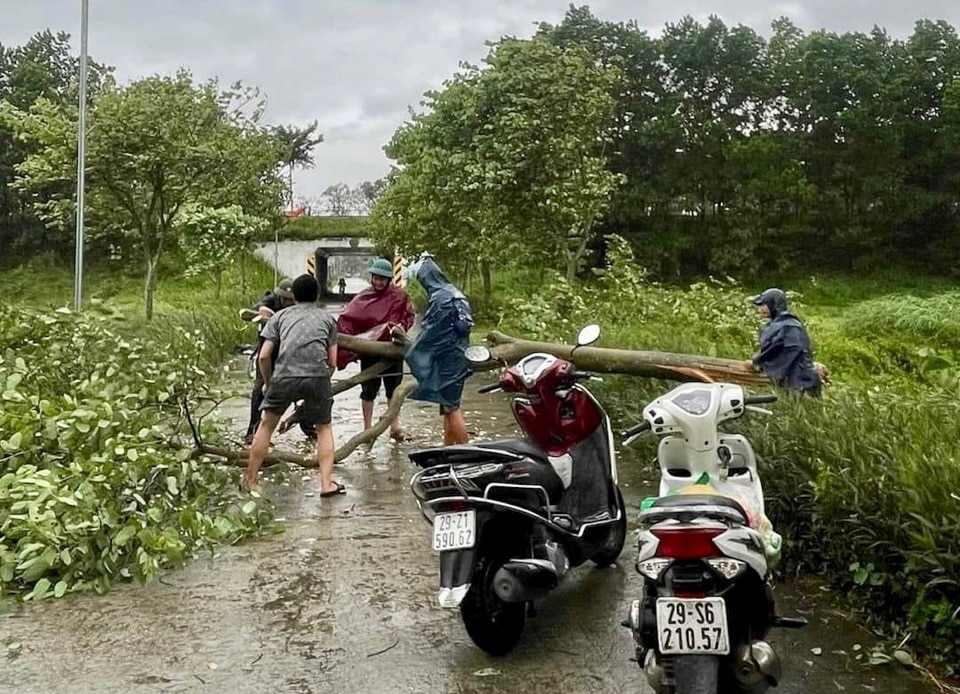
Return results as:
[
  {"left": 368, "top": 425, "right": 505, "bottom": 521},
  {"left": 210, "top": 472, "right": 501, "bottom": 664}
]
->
[
  {"left": 316, "top": 423, "right": 339, "bottom": 494},
  {"left": 361, "top": 400, "right": 374, "bottom": 430},
  {"left": 389, "top": 412, "right": 404, "bottom": 439},
  {"left": 245, "top": 410, "right": 280, "bottom": 489},
  {"left": 443, "top": 410, "right": 469, "bottom": 445}
]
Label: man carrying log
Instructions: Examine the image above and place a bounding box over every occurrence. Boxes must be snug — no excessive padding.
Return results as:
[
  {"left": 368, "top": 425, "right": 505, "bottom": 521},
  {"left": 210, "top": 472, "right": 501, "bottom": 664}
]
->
[
  {"left": 750, "top": 288, "right": 828, "bottom": 396},
  {"left": 336, "top": 257, "right": 415, "bottom": 442},
  {"left": 244, "top": 275, "right": 345, "bottom": 497}
]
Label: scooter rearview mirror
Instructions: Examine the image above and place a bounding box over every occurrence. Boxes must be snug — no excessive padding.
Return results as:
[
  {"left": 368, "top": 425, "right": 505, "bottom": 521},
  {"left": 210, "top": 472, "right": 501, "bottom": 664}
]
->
[
  {"left": 464, "top": 345, "right": 492, "bottom": 364},
  {"left": 576, "top": 324, "right": 601, "bottom": 347}
]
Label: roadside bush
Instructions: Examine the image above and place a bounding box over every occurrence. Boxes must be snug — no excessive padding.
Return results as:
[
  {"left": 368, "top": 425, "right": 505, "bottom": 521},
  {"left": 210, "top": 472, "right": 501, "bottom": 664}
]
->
[
  {"left": 490, "top": 244, "right": 960, "bottom": 672},
  {"left": 744, "top": 390, "right": 960, "bottom": 673},
  {"left": 843, "top": 293, "right": 960, "bottom": 349},
  {"left": 496, "top": 235, "right": 760, "bottom": 357},
  {"left": 0, "top": 305, "right": 270, "bottom": 601}
]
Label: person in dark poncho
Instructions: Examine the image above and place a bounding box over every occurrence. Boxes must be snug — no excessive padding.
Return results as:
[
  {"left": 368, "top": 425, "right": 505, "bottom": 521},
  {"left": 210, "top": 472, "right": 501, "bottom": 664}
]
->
[
  {"left": 750, "top": 288, "right": 825, "bottom": 397},
  {"left": 336, "top": 258, "right": 415, "bottom": 440},
  {"left": 402, "top": 255, "right": 473, "bottom": 445}
]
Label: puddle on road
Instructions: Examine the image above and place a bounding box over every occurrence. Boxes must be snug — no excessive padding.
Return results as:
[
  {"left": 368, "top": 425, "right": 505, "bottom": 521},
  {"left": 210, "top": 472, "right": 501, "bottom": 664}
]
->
[{"left": 0, "top": 325, "right": 940, "bottom": 694}]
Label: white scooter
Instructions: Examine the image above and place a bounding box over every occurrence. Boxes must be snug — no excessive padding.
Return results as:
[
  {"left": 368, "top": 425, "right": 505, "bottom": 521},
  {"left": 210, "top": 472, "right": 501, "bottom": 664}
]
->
[{"left": 621, "top": 382, "right": 806, "bottom": 694}]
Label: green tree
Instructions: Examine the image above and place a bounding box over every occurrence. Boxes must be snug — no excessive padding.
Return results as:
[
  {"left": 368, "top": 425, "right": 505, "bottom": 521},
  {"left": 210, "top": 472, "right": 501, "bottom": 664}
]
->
[
  {"left": 539, "top": 7, "right": 675, "bottom": 273},
  {"left": 272, "top": 120, "right": 323, "bottom": 206},
  {"left": 176, "top": 203, "right": 267, "bottom": 295},
  {"left": 0, "top": 30, "right": 111, "bottom": 261},
  {"left": 5, "top": 71, "right": 284, "bottom": 318},
  {"left": 374, "top": 36, "right": 622, "bottom": 283},
  {"left": 372, "top": 71, "right": 494, "bottom": 290},
  {"left": 352, "top": 179, "right": 386, "bottom": 214}
]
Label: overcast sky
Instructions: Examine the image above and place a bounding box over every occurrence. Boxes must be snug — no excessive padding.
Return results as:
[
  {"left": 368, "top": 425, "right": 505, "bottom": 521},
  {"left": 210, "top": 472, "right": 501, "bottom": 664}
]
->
[{"left": 2, "top": 0, "right": 958, "bottom": 203}]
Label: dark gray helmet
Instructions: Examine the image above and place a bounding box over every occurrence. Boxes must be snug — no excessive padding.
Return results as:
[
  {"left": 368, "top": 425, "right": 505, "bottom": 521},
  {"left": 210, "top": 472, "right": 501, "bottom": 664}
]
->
[{"left": 752, "top": 288, "right": 788, "bottom": 317}]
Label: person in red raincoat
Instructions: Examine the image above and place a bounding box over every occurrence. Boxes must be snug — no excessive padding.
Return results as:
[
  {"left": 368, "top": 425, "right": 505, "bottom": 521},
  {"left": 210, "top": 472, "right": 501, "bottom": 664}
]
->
[{"left": 337, "top": 258, "right": 415, "bottom": 440}]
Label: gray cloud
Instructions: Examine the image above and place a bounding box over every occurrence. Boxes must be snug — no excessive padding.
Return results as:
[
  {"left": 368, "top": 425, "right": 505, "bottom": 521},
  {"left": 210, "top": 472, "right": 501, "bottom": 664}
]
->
[{"left": 2, "top": 0, "right": 959, "bottom": 199}]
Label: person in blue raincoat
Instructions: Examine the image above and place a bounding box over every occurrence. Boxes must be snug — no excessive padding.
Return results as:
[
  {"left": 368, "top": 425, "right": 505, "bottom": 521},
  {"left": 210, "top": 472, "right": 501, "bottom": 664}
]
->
[
  {"left": 750, "top": 288, "right": 826, "bottom": 397},
  {"left": 399, "top": 255, "right": 473, "bottom": 444}
]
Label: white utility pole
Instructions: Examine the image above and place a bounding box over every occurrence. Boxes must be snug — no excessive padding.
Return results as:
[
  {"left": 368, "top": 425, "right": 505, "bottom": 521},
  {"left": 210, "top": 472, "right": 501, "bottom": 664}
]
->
[{"left": 73, "top": 0, "right": 89, "bottom": 311}]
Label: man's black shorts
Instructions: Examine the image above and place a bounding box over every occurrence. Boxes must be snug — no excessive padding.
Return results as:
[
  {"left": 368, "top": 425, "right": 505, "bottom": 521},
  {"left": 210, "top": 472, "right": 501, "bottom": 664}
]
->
[
  {"left": 359, "top": 357, "right": 403, "bottom": 403},
  {"left": 260, "top": 376, "right": 333, "bottom": 425}
]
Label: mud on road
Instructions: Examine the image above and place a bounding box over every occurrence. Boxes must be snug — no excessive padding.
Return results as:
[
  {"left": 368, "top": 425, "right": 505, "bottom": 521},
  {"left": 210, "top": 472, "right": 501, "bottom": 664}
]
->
[{"left": 0, "top": 355, "right": 937, "bottom": 694}]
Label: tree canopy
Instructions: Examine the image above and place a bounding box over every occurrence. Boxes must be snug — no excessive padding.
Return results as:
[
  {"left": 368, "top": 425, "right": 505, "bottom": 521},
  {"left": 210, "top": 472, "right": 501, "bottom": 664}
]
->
[
  {"left": 372, "top": 35, "right": 622, "bottom": 282},
  {"left": 4, "top": 70, "right": 286, "bottom": 318},
  {"left": 373, "top": 8, "right": 960, "bottom": 280}
]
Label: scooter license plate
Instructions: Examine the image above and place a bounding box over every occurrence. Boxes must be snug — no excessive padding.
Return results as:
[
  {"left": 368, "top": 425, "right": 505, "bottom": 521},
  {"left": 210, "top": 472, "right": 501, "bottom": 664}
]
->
[
  {"left": 655, "top": 597, "right": 730, "bottom": 655},
  {"left": 432, "top": 510, "right": 476, "bottom": 551}
]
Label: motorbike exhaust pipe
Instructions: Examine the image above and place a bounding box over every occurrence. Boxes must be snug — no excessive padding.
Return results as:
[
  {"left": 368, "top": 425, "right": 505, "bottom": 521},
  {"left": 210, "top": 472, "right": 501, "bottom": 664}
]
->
[
  {"left": 734, "top": 641, "right": 781, "bottom": 687},
  {"left": 493, "top": 559, "right": 560, "bottom": 603}
]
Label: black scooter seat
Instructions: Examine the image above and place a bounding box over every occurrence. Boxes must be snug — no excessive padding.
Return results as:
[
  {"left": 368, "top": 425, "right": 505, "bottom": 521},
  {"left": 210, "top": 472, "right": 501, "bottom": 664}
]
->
[
  {"left": 409, "top": 439, "right": 549, "bottom": 469},
  {"left": 473, "top": 438, "right": 549, "bottom": 464},
  {"left": 651, "top": 494, "right": 748, "bottom": 521}
]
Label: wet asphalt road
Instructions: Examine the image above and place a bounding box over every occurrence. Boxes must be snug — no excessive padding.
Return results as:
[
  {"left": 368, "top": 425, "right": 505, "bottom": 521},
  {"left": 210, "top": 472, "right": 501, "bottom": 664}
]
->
[{"left": 0, "top": 296, "right": 938, "bottom": 693}]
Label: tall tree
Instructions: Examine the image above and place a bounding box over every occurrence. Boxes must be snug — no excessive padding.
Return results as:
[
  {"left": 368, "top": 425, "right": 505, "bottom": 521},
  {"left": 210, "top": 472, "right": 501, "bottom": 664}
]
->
[
  {"left": 0, "top": 30, "right": 111, "bottom": 261},
  {"left": 352, "top": 179, "right": 386, "bottom": 214},
  {"left": 5, "top": 71, "right": 284, "bottom": 318},
  {"left": 272, "top": 120, "right": 323, "bottom": 207},
  {"left": 321, "top": 182, "right": 353, "bottom": 216},
  {"left": 374, "top": 36, "right": 622, "bottom": 283}
]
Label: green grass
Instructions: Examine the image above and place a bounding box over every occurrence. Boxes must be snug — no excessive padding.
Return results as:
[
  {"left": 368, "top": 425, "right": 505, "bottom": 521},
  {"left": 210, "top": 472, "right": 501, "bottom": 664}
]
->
[
  {"left": 254, "top": 215, "right": 370, "bottom": 242},
  {"left": 0, "top": 253, "right": 275, "bottom": 321}
]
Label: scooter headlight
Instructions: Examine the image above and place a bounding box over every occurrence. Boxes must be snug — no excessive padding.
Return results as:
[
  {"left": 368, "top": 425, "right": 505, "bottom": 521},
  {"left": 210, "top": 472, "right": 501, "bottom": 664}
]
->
[
  {"left": 706, "top": 558, "right": 747, "bottom": 579},
  {"left": 637, "top": 558, "right": 672, "bottom": 580}
]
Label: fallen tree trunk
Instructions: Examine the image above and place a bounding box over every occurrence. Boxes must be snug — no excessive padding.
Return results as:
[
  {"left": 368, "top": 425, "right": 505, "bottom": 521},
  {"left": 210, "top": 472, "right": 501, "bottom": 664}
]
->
[
  {"left": 199, "top": 329, "right": 766, "bottom": 469},
  {"left": 336, "top": 331, "right": 766, "bottom": 385},
  {"left": 483, "top": 331, "right": 768, "bottom": 386},
  {"left": 198, "top": 379, "right": 416, "bottom": 469}
]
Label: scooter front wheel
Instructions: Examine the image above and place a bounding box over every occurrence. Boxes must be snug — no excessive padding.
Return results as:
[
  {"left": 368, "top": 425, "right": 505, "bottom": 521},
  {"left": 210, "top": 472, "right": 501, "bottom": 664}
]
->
[
  {"left": 591, "top": 488, "right": 627, "bottom": 568},
  {"left": 460, "top": 549, "right": 526, "bottom": 656}
]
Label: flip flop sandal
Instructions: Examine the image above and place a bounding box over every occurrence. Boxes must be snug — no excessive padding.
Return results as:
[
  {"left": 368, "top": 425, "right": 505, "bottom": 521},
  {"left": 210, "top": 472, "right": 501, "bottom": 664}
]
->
[{"left": 319, "top": 482, "right": 347, "bottom": 498}]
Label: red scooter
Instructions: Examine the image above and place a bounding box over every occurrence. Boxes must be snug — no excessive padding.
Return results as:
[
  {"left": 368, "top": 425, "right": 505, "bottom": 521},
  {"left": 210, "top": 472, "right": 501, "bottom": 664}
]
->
[{"left": 409, "top": 325, "right": 627, "bottom": 655}]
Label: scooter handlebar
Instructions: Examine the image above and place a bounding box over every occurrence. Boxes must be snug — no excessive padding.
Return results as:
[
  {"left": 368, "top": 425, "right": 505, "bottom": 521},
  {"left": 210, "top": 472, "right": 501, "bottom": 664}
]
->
[
  {"left": 569, "top": 370, "right": 603, "bottom": 384},
  {"left": 477, "top": 383, "right": 502, "bottom": 394},
  {"left": 623, "top": 421, "right": 651, "bottom": 437},
  {"left": 744, "top": 393, "right": 778, "bottom": 405}
]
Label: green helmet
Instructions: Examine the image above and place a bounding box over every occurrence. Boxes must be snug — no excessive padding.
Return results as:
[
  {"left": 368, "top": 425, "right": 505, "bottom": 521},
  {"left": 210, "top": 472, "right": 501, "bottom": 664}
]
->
[
  {"left": 274, "top": 277, "right": 295, "bottom": 299},
  {"left": 369, "top": 258, "right": 393, "bottom": 278}
]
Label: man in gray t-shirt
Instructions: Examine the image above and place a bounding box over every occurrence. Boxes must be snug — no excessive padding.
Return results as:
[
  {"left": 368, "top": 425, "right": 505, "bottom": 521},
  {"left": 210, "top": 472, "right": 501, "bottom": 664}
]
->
[{"left": 244, "top": 275, "right": 346, "bottom": 497}]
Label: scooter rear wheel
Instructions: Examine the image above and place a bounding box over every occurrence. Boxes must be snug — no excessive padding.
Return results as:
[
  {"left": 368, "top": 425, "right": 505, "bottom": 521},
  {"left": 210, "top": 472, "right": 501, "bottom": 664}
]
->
[
  {"left": 591, "top": 487, "right": 627, "bottom": 568},
  {"left": 460, "top": 549, "right": 526, "bottom": 656},
  {"left": 663, "top": 654, "right": 720, "bottom": 694}
]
